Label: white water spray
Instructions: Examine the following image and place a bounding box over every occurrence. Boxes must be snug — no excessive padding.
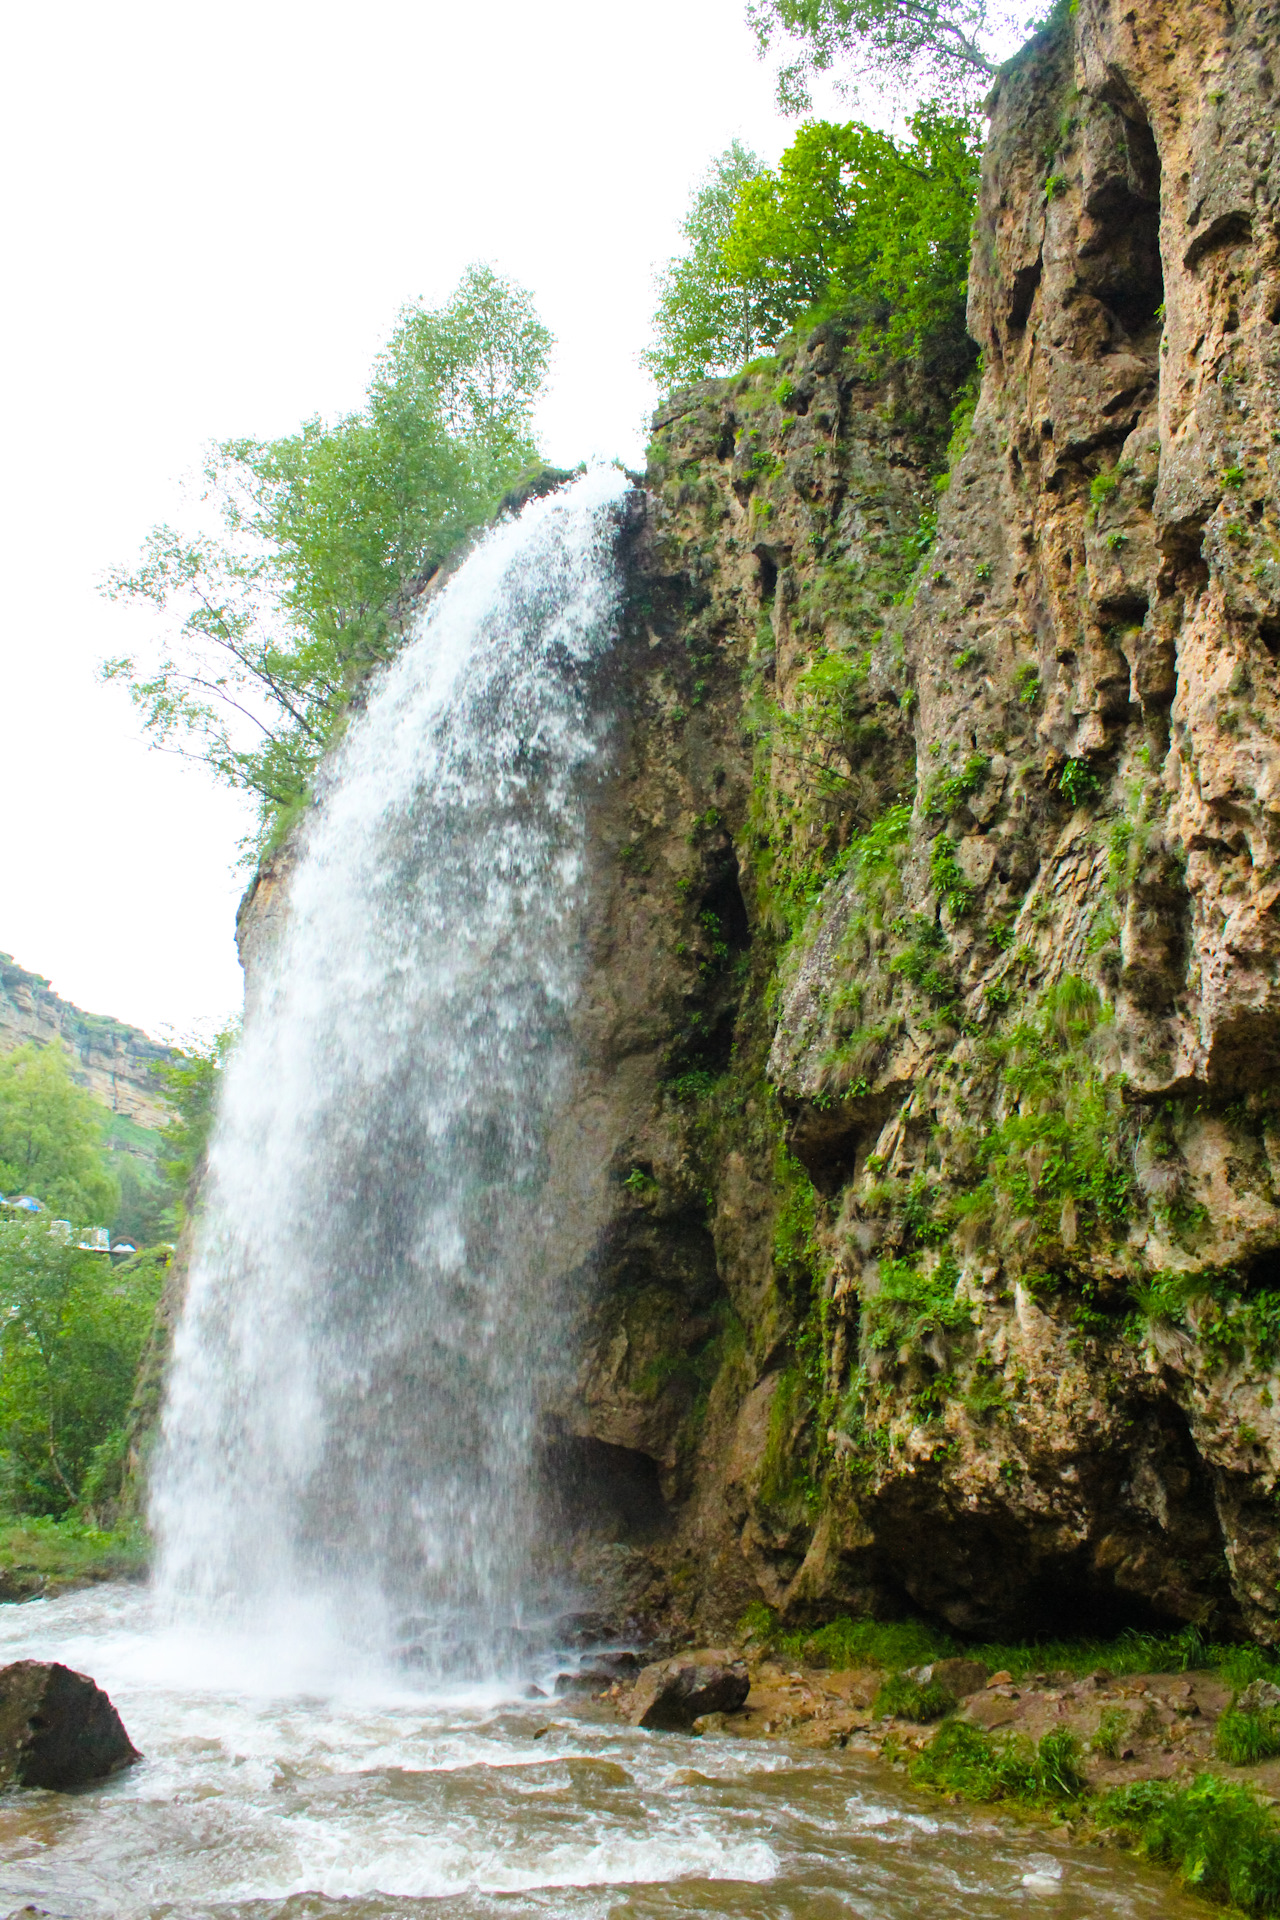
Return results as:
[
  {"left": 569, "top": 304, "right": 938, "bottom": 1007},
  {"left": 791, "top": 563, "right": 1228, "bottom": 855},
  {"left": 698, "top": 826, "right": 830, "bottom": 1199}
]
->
[{"left": 151, "top": 467, "right": 631, "bottom": 1664}]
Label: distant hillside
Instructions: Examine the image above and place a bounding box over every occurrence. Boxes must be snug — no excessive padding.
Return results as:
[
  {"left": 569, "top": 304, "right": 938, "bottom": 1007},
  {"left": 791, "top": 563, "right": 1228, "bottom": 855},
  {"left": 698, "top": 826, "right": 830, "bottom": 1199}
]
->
[{"left": 0, "top": 953, "right": 176, "bottom": 1133}]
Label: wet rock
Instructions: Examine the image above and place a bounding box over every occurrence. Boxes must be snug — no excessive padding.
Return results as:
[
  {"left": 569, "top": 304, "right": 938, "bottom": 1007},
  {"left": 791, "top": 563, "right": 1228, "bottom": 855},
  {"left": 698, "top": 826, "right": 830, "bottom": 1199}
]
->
[
  {"left": 629, "top": 1655, "right": 750, "bottom": 1731},
  {"left": 1236, "top": 1679, "right": 1280, "bottom": 1714},
  {"left": 0, "top": 1570, "right": 44, "bottom": 1605},
  {"left": 554, "top": 1649, "right": 642, "bottom": 1695},
  {"left": 915, "top": 1658, "right": 990, "bottom": 1698},
  {"left": 0, "top": 1660, "right": 140, "bottom": 1789}
]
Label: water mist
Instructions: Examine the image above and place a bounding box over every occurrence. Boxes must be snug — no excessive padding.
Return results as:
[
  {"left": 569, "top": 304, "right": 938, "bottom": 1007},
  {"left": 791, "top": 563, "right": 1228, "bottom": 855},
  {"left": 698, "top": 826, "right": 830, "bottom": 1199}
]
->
[{"left": 151, "top": 467, "right": 632, "bottom": 1669}]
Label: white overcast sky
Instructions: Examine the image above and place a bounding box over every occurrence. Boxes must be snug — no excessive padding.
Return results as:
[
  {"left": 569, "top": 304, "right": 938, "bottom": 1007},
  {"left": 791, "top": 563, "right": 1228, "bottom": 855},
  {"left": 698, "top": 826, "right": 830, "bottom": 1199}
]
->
[{"left": 1, "top": 0, "right": 860, "bottom": 1045}]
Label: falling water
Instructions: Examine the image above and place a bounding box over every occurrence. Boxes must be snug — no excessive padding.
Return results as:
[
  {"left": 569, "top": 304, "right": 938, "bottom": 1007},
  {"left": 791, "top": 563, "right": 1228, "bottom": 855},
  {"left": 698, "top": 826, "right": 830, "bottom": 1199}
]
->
[{"left": 151, "top": 465, "right": 633, "bottom": 1664}]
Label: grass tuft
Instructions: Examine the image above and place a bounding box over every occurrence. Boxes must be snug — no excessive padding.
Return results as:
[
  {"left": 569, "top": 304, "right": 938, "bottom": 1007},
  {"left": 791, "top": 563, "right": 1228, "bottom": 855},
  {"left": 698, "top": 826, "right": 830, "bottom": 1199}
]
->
[{"left": 1103, "top": 1774, "right": 1280, "bottom": 1916}]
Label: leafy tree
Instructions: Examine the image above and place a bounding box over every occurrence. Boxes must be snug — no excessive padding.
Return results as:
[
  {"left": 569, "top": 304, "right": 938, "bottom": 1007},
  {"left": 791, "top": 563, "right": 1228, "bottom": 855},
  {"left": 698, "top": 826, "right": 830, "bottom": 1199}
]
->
[
  {"left": 642, "top": 141, "right": 774, "bottom": 390},
  {"left": 646, "top": 109, "right": 980, "bottom": 392},
  {"left": 0, "top": 1221, "right": 163, "bottom": 1514},
  {"left": 724, "top": 106, "right": 981, "bottom": 368},
  {"left": 111, "top": 1153, "right": 173, "bottom": 1247},
  {"left": 101, "top": 265, "right": 553, "bottom": 850},
  {"left": 747, "top": 0, "right": 1013, "bottom": 112},
  {"left": 155, "top": 1022, "right": 238, "bottom": 1208},
  {"left": 0, "top": 1046, "right": 119, "bottom": 1226}
]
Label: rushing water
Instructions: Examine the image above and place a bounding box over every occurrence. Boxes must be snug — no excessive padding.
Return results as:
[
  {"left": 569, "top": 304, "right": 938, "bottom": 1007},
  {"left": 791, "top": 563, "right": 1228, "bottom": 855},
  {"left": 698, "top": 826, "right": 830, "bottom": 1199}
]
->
[
  {"left": 152, "top": 467, "right": 631, "bottom": 1657},
  {"left": 0, "top": 1587, "right": 1209, "bottom": 1919}
]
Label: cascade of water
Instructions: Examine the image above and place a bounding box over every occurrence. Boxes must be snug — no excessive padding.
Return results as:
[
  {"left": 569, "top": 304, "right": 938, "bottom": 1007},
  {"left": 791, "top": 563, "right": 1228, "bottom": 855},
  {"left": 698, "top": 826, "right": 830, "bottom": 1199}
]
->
[{"left": 151, "top": 466, "right": 632, "bottom": 1666}]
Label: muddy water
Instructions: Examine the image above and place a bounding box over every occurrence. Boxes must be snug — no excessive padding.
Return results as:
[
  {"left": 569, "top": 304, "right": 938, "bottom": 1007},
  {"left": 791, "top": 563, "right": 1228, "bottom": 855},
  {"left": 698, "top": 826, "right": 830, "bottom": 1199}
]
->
[{"left": 0, "top": 1589, "right": 1201, "bottom": 1919}]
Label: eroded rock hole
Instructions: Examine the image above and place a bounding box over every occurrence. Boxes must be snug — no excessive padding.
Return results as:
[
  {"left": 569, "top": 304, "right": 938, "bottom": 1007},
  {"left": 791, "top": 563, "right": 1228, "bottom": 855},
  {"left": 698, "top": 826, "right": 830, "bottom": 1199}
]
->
[
  {"left": 756, "top": 549, "right": 778, "bottom": 603},
  {"left": 1082, "top": 108, "right": 1164, "bottom": 337},
  {"left": 542, "top": 1435, "right": 669, "bottom": 1544}
]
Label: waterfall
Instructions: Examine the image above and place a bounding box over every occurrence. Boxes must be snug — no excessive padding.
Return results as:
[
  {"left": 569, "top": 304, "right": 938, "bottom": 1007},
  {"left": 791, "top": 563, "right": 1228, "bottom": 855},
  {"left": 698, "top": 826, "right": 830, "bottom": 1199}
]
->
[{"left": 151, "top": 466, "right": 632, "bottom": 1667}]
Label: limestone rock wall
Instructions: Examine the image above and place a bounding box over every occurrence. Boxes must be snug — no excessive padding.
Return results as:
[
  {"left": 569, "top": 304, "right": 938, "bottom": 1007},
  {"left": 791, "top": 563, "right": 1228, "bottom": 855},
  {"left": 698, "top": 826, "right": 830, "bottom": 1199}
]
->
[
  {"left": 554, "top": 0, "right": 1280, "bottom": 1646},
  {"left": 0, "top": 953, "right": 173, "bottom": 1133}
]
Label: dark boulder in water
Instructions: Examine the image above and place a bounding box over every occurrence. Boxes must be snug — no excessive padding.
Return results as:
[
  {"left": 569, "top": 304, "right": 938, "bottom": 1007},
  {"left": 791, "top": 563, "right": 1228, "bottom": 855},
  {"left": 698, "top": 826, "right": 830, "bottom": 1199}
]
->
[
  {"left": 629, "top": 1655, "right": 749, "bottom": 1731},
  {"left": 0, "top": 1660, "right": 140, "bottom": 1788}
]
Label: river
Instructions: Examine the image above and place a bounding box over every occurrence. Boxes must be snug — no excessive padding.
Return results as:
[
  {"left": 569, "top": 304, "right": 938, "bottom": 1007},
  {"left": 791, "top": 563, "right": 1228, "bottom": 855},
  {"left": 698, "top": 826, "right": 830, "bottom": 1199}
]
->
[{"left": 0, "top": 1587, "right": 1204, "bottom": 1919}]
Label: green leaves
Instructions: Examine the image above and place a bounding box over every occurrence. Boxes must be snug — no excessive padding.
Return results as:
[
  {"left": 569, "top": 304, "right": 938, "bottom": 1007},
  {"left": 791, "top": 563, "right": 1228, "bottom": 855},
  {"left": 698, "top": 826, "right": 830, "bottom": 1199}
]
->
[
  {"left": 643, "top": 141, "right": 773, "bottom": 388},
  {"left": 0, "top": 1223, "right": 163, "bottom": 1514},
  {"left": 102, "top": 266, "right": 553, "bottom": 850},
  {"left": 747, "top": 0, "right": 1004, "bottom": 113},
  {"left": 0, "top": 1046, "right": 119, "bottom": 1227},
  {"left": 726, "top": 107, "right": 980, "bottom": 372},
  {"left": 647, "top": 108, "right": 979, "bottom": 393}
]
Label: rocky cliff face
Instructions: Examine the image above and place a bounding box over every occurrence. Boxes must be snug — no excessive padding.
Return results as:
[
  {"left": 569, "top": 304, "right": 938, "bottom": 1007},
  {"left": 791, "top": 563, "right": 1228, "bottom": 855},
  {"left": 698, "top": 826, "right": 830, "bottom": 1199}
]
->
[
  {"left": 220, "top": 0, "right": 1280, "bottom": 1650},
  {"left": 542, "top": 0, "right": 1280, "bottom": 1647},
  {"left": 0, "top": 954, "right": 174, "bottom": 1132}
]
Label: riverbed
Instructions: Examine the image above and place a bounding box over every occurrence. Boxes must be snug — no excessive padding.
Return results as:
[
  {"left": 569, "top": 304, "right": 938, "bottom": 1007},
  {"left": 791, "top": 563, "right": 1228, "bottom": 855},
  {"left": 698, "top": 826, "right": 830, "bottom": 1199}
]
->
[{"left": 0, "top": 1587, "right": 1204, "bottom": 1918}]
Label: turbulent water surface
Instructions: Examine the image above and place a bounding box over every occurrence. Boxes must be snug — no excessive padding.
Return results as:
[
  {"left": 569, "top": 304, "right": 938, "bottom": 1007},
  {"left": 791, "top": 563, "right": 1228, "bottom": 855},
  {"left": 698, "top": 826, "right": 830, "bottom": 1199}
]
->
[{"left": 0, "top": 1588, "right": 1206, "bottom": 1920}]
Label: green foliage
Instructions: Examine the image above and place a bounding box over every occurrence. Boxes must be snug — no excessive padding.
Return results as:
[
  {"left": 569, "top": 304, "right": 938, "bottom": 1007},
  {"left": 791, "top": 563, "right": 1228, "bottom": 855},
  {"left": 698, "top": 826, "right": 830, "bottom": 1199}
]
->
[
  {"left": 1093, "top": 1705, "right": 1132, "bottom": 1759},
  {"left": 156, "top": 1022, "right": 238, "bottom": 1202},
  {"left": 912, "top": 1719, "right": 1086, "bottom": 1805},
  {"left": 646, "top": 107, "right": 978, "bottom": 392},
  {"left": 0, "top": 1223, "right": 164, "bottom": 1515},
  {"left": 929, "top": 832, "right": 973, "bottom": 916},
  {"left": 864, "top": 1250, "right": 971, "bottom": 1353},
  {"left": 1217, "top": 1708, "right": 1280, "bottom": 1768},
  {"left": 976, "top": 977, "right": 1133, "bottom": 1255},
  {"left": 776, "top": 1614, "right": 950, "bottom": 1669},
  {"left": 1102, "top": 1775, "right": 1280, "bottom": 1916},
  {"left": 1058, "top": 757, "right": 1100, "bottom": 806},
  {"left": 0, "top": 1510, "right": 147, "bottom": 1586},
  {"left": 1014, "top": 661, "right": 1042, "bottom": 704},
  {"left": 1133, "top": 1263, "right": 1280, "bottom": 1370},
  {"left": 874, "top": 1670, "right": 957, "bottom": 1719},
  {"left": 925, "top": 751, "right": 989, "bottom": 817},
  {"left": 0, "top": 1045, "right": 119, "bottom": 1226},
  {"left": 723, "top": 107, "right": 981, "bottom": 371},
  {"left": 102, "top": 266, "right": 552, "bottom": 850},
  {"left": 1090, "top": 469, "right": 1120, "bottom": 509},
  {"left": 643, "top": 142, "right": 773, "bottom": 388},
  {"left": 747, "top": 0, "right": 1003, "bottom": 113}
]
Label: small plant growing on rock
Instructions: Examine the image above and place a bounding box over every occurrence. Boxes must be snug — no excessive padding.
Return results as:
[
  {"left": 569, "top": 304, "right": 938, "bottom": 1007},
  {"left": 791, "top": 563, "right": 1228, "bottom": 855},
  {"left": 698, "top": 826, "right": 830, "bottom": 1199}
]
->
[
  {"left": 1092, "top": 1705, "right": 1132, "bottom": 1759},
  {"left": 1058, "top": 758, "right": 1100, "bottom": 807},
  {"left": 1015, "top": 662, "right": 1041, "bottom": 704},
  {"left": 874, "top": 1672, "right": 957, "bottom": 1721},
  {"left": 1217, "top": 1703, "right": 1280, "bottom": 1767}
]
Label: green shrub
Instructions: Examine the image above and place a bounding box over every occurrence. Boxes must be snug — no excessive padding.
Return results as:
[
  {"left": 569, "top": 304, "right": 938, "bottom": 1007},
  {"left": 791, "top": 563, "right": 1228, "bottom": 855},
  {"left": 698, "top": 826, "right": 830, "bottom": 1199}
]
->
[
  {"left": 874, "top": 1671, "right": 957, "bottom": 1721},
  {"left": 912, "top": 1719, "right": 1085, "bottom": 1804},
  {"left": 1102, "top": 1774, "right": 1280, "bottom": 1915},
  {"left": 1217, "top": 1708, "right": 1280, "bottom": 1768},
  {"left": 1092, "top": 1705, "right": 1131, "bottom": 1758}
]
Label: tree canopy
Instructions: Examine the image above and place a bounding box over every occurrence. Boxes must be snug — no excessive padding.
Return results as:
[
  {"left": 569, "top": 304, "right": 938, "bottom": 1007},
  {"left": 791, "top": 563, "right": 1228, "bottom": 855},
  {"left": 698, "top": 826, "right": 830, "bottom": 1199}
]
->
[
  {"left": 642, "top": 141, "right": 774, "bottom": 391},
  {"left": 646, "top": 107, "right": 980, "bottom": 392},
  {"left": 102, "top": 265, "right": 553, "bottom": 852},
  {"left": 0, "top": 1223, "right": 163, "bottom": 1514},
  {"left": 0, "top": 1046, "right": 119, "bottom": 1226},
  {"left": 747, "top": 0, "right": 1014, "bottom": 111}
]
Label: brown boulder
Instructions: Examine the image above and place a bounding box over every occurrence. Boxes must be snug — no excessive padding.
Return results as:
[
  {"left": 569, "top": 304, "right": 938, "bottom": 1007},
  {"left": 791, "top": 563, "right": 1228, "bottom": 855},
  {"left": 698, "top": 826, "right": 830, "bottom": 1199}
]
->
[
  {"left": 916, "top": 1657, "right": 990, "bottom": 1699},
  {"left": 0, "top": 1660, "right": 140, "bottom": 1789},
  {"left": 629, "top": 1655, "right": 750, "bottom": 1731}
]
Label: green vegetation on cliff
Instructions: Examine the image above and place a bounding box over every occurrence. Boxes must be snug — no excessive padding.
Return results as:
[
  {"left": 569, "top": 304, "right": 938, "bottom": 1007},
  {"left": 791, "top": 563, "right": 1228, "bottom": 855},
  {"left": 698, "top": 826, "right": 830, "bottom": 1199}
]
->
[{"left": 648, "top": 109, "right": 979, "bottom": 388}]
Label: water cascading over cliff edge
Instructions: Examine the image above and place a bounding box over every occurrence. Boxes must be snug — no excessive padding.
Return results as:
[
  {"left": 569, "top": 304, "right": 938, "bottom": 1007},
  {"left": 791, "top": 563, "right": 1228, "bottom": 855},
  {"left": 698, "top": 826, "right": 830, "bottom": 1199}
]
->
[{"left": 151, "top": 466, "right": 632, "bottom": 1666}]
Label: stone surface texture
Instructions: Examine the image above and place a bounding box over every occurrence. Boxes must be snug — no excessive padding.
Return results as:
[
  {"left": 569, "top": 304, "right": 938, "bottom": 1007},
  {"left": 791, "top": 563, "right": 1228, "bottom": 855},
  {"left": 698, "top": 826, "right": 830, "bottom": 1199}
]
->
[
  {"left": 0, "top": 1659, "right": 140, "bottom": 1789},
  {"left": 0, "top": 953, "right": 174, "bottom": 1133}
]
